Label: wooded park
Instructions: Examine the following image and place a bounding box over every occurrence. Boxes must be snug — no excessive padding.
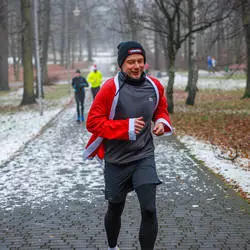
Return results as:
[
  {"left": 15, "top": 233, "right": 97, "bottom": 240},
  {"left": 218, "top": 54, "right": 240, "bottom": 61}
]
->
[{"left": 0, "top": 0, "right": 249, "bottom": 174}]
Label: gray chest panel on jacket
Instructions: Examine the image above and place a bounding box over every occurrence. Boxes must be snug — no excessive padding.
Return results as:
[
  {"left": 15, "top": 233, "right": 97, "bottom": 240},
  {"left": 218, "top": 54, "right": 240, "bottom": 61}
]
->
[{"left": 104, "top": 79, "right": 157, "bottom": 164}]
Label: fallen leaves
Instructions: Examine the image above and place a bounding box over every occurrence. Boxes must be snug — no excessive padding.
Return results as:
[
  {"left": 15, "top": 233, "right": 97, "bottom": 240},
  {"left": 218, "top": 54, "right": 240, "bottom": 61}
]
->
[{"left": 171, "top": 89, "right": 250, "bottom": 169}]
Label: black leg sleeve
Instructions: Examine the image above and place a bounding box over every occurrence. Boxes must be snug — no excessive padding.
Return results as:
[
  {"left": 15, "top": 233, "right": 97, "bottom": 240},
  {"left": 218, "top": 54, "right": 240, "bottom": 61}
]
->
[
  {"left": 104, "top": 200, "right": 126, "bottom": 248},
  {"left": 80, "top": 92, "right": 85, "bottom": 117},
  {"left": 75, "top": 93, "right": 80, "bottom": 117},
  {"left": 136, "top": 184, "right": 158, "bottom": 250}
]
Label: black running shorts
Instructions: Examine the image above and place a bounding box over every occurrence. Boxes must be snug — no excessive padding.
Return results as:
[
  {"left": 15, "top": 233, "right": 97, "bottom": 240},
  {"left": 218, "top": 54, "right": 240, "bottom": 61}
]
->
[{"left": 104, "top": 155, "right": 162, "bottom": 203}]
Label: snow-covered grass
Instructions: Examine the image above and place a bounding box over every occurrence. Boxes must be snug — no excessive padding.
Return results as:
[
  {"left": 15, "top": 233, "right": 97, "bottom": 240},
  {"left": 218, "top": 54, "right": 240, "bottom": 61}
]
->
[
  {"left": 178, "top": 135, "right": 250, "bottom": 199},
  {"left": 0, "top": 107, "right": 64, "bottom": 165},
  {"left": 158, "top": 70, "right": 246, "bottom": 90},
  {"left": 0, "top": 70, "right": 249, "bottom": 201},
  {"left": 0, "top": 86, "right": 72, "bottom": 165}
]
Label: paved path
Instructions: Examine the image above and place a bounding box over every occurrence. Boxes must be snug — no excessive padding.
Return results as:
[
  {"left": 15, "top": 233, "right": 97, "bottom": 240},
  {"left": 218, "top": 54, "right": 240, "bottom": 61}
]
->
[{"left": 0, "top": 99, "right": 249, "bottom": 249}]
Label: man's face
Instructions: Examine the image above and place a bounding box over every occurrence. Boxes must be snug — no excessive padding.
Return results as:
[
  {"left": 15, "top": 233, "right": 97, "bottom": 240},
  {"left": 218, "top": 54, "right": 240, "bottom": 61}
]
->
[
  {"left": 121, "top": 54, "right": 145, "bottom": 79},
  {"left": 76, "top": 73, "right": 80, "bottom": 77}
]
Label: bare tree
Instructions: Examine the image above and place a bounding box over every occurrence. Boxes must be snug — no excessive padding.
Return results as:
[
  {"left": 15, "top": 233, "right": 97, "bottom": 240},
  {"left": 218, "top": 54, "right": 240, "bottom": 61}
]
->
[
  {"left": 121, "top": 0, "right": 138, "bottom": 40},
  {"left": 0, "top": 0, "right": 9, "bottom": 91},
  {"left": 142, "top": 0, "right": 236, "bottom": 113},
  {"left": 106, "top": 0, "right": 142, "bottom": 41},
  {"left": 20, "top": 0, "right": 35, "bottom": 105}
]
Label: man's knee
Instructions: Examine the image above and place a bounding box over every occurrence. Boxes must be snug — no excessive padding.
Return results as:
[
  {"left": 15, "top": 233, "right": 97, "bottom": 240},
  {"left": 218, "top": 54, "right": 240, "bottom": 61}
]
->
[
  {"left": 142, "top": 202, "right": 156, "bottom": 219},
  {"left": 107, "top": 201, "right": 125, "bottom": 217},
  {"left": 136, "top": 184, "right": 157, "bottom": 218}
]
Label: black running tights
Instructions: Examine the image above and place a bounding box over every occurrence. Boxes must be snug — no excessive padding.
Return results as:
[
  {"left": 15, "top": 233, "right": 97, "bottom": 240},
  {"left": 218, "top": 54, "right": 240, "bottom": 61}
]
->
[
  {"left": 104, "top": 184, "right": 158, "bottom": 250},
  {"left": 75, "top": 92, "right": 85, "bottom": 117}
]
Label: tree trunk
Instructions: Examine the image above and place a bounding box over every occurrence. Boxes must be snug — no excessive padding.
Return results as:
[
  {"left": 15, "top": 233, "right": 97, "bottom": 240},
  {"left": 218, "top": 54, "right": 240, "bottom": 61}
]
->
[
  {"left": 185, "top": 0, "right": 193, "bottom": 93},
  {"left": 85, "top": 9, "right": 93, "bottom": 63},
  {"left": 20, "top": 0, "right": 35, "bottom": 105},
  {"left": 131, "top": 17, "right": 137, "bottom": 41},
  {"left": 50, "top": 34, "right": 57, "bottom": 64},
  {"left": 39, "top": 0, "right": 50, "bottom": 92},
  {"left": 160, "top": 33, "right": 175, "bottom": 113},
  {"left": 186, "top": 65, "right": 198, "bottom": 105},
  {"left": 59, "top": 0, "right": 65, "bottom": 66},
  {"left": 10, "top": 8, "right": 21, "bottom": 82},
  {"left": 242, "top": 0, "right": 250, "bottom": 98},
  {"left": 12, "top": 33, "right": 22, "bottom": 82},
  {"left": 154, "top": 30, "right": 160, "bottom": 70},
  {"left": 13, "top": 57, "right": 21, "bottom": 81},
  {"left": 87, "top": 28, "right": 92, "bottom": 62},
  {"left": 185, "top": 31, "right": 193, "bottom": 92},
  {"left": 71, "top": 27, "right": 76, "bottom": 68},
  {"left": 0, "top": 0, "right": 9, "bottom": 91},
  {"left": 166, "top": 53, "right": 176, "bottom": 114},
  {"left": 186, "top": 0, "right": 198, "bottom": 105},
  {"left": 79, "top": 33, "right": 83, "bottom": 61}
]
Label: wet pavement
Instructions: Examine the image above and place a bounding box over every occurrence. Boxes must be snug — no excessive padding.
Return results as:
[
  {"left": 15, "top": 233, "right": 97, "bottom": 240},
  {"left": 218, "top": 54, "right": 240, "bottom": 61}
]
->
[{"left": 0, "top": 100, "right": 249, "bottom": 250}]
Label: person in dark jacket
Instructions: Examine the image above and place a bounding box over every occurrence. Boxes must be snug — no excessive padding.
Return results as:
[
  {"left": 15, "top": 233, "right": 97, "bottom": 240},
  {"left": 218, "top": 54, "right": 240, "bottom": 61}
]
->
[{"left": 72, "top": 69, "right": 88, "bottom": 122}]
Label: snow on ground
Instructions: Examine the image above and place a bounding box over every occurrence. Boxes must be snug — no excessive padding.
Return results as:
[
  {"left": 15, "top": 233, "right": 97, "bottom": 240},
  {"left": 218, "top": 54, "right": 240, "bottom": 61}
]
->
[
  {"left": 0, "top": 93, "right": 72, "bottom": 165},
  {"left": 178, "top": 135, "right": 250, "bottom": 198},
  {"left": 0, "top": 108, "right": 61, "bottom": 165},
  {"left": 158, "top": 70, "right": 246, "bottom": 90},
  {"left": 0, "top": 70, "right": 249, "bottom": 199}
]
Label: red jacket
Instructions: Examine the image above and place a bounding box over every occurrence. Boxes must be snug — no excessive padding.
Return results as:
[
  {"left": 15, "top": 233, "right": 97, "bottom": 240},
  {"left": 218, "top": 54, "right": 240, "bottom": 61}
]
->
[{"left": 83, "top": 74, "right": 173, "bottom": 162}]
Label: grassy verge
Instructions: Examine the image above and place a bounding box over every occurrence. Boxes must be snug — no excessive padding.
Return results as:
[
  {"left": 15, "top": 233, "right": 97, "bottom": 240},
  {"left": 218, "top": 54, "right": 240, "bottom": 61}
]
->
[
  {"left": 171, "top": 89, "right": 250, "bottom": 163},
  {"left": 0, "top": 84, "right": 72, "bottom": 114},
  {"left": 199, "top": 73, "right": 246, "bottom": 80},
  {"left": 44, "top": 84, "right": 71, "bottom": 101}
]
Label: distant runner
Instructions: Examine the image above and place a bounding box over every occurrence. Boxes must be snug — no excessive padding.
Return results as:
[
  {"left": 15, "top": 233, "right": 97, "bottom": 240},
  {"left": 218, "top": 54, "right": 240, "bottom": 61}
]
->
[
  {"left": 87, "top": 64, "right": 103, "bottom": 99},
  {"left": 71, "top": 69, "right": 88, "bottom": 122}
]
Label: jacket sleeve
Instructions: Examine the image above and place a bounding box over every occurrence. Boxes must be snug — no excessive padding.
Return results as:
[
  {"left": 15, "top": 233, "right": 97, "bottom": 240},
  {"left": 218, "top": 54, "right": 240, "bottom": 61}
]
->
[
  {"left": 80, "top": 77, "right": 89, "bottom": 87},
  {"left": 86, "top": 81, "right": 131, "bottom": 140},
  {"left": 71, "top": 78, "right": 76, "bottom": 89},
  {"left": 87, "top": 73, "right": 92, "bottom": 84},
  {"left": 152, "top": 78, "right": 173, "bottom": 135}
]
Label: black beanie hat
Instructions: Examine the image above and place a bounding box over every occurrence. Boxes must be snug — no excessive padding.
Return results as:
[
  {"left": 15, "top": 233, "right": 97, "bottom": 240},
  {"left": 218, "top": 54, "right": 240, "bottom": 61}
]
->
[{"left": 117, "top": 41, "right": 146, "bottom": 68}]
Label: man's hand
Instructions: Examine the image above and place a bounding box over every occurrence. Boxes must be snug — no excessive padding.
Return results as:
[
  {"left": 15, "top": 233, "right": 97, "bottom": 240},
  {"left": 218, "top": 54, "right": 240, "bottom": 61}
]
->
[
  {"left": 153, "top": 122, "right": 164, "bottom": 136},
  {"left": 135, "top": 117, "right": 145, "bottom": 134}
]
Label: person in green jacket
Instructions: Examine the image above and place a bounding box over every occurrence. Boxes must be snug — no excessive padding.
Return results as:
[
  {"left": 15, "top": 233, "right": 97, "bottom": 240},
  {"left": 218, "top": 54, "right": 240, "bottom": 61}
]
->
[{"left": 87, "top": 64, "right": 103, "bottom": 99}]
